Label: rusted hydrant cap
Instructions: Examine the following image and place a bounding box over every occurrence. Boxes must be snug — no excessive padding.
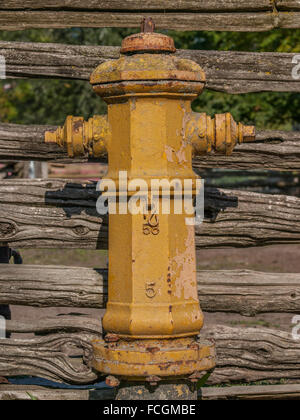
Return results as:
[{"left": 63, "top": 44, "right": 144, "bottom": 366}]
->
[{"left": 121, "top": 17, "right": 176, "bottom": 54}]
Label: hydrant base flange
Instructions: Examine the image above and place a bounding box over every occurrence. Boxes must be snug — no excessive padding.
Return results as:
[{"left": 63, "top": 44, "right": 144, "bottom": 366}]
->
[{"left": 91, "top": 336, "right": 215, "bottom": 381}]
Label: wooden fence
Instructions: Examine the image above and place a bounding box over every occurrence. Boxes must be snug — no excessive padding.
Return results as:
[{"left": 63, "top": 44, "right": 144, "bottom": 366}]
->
[
  {"left": 45, "top": 165, "right": 300, "bottom": 195},
  {"left": 1, "top": 1, "right": 300, "bottom": 32},
  {"left": 2, "top": 42, "right": 300, "bottom": 94},
  {"left": 1, "top": 3, "right": 300, "bottom": 400}
]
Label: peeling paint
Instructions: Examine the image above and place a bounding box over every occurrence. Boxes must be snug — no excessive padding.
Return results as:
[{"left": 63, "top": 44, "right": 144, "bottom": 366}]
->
[
  {"left": 175, "top": 142, "right": 188, "bottom": 164},
  {"left": 172, "top": 226, "right": 198, "bottom": 300},
  {"left": 165, "top": 145, "right": 174, "bottom": 162}
]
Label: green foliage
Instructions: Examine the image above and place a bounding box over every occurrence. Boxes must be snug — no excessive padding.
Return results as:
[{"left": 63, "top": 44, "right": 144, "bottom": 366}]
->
[
  {"left": 168, "top": 29, "right": 300, "bottom": 130},
  {"left": 194, "top": 90, "right": 300, "bottom": 130},
  {"left": 0, "top": 28, "right": 299, "bottom": 129},
  {"left": 26, "top": 392, "right": 38, "bottom": 400},
  {"left": 0, "top": 28, "right": 134, "bottom": 125},
  {"left": 196, "top": 370, "right": 213, "bottom": 389}
]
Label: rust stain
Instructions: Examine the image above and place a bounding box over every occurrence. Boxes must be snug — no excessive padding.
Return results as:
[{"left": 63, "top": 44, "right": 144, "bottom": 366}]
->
[
  {"left": 146, "top": 346, "right": 160, "bottom": 354},
  {"left": 175, "top": 384, "right": 184, "bottom": 397},
  {"left": 105, "top": 375, "right": 120, "bottom": 387}
]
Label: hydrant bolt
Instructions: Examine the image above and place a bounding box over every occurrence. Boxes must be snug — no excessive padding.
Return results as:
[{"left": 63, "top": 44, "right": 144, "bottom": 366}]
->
[
  {"left": 146, "top": 376, "right": 161, "bottom": 387},
  {"left": 105, "top": 375, "right": 120, "bottom": 388}
]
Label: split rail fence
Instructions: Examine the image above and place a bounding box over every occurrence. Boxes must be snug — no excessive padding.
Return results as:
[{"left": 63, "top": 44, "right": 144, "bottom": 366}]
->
[{"left": 1, "top": 1, "right": 300, "bottom": 400}]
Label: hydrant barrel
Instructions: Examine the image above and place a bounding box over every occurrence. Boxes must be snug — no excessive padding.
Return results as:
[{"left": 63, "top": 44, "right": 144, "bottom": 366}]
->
[
  {"left": 45, "top": 19, "right": 257, "bottom": 383},
  {"left": 101, "top": 97, "right": 203, "bottom": 339},
  {"left": 89, "top": 24, "right": 216, "bottom": 380}
]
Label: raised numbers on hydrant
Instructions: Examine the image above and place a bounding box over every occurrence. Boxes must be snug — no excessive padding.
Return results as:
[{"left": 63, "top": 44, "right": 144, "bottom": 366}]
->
[{"left": 45, "top": 18, "right": 256, "bottom": 384}]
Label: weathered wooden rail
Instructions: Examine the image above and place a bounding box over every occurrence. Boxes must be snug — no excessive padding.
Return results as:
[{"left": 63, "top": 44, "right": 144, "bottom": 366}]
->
[
  {"left": 199, "top": 384, "right": 300, "bottom": 400},
  {"left": 1, "top": 42, "right": 300, "bottom": 94},
  {"left": 1, "top": 124, "right": 300, "bottom": 171},
  {"left": 2, "top": 383, "right": 300, "bottom": 400},
  {"left": 1, "top": 321, "right": 300, "bottom": 386},
  {"left": 1, "top": 179, "right": 300, "bottom": 249},
  {"left": 0, "top": 0, "right": 278, "bottom": 11},
  {"left": 1, "top": 265, "right": 300, "bottom": 316},
  {"left": 0, "top": 1, "right": 300, "bottom": 31}
]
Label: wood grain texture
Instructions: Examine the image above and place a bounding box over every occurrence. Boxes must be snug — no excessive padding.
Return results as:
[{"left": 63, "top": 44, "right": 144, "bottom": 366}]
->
[
  {"left": 0, "top": 1, "right": 299, "bottom": 31},
  {"left": 194, "top": 131, "right": 300, "bottom": 171},
  {"left": 1, "top": 179, "right": 300, "bottom": 249},
  {"left": 0, "top": 385, "right": 114, "bottom": 400},
  {"left": 0, "top": 386, "right": 90, "bottom": 400},
  {"left": 0, "top": 11, "right": 298, "bottom": 32},
  {"left": 1, "top": 265, "right": 300, "bottom": 316},
  {"left": 200, "top": 383, "right": 300, "bottom": 400},
  {"left": 0, "top": 265, "right": 106, "bottom": 308},
  {"left": 198, "top": 270, "right": 300, "bottom": 316},
  {"left": 277, "top": 0, "right": 300, "bottom": 10},
  {"left": 279, "top": 11, "right": 300, "bottom": 28},
  {"left": 207, "top": 325, "right": 300, "bottom": 385},
  {"left": 0, "top": 123, "right": 65, "bottom": 162},
  {"left": 1, "top": 322, "right": 300, "bottom": 385},
  {"left": 1, "top": 383, "right": 300, "bottom": 400},
  {"left": 0, "top": 1, "right": 274, "bottom": 12},
  {"left": 6, "top": 316, "right": 102, "bottom": 335},
  {"left": 1, "top": 42, "right": 299, "bottom": 94},
  {"left": 1, "top": 123, "right": 300, "bottom": 170},
  {"left": 0, "top": 332, "right": 99, "bottom": 384}
]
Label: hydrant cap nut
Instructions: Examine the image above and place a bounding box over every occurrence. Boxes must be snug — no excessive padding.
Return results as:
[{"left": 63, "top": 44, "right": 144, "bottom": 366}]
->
[
  {"left": 242, "top": 125, "right": 256, "bottom": 142},
  {"left": 121, "top": 32, "right": 176, "bottom": 54},
  {"left": 45, "top": 131, "right": 57, "bottom": 144}
]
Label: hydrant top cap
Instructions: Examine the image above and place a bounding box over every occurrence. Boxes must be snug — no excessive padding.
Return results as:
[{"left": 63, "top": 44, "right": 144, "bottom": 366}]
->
[
  {"left": 121, "top": 32, "right": 176, "bottom": 54},
  {"left": 90, "top": 53, "right": 206, "bottom": 87},
  {"left": 90, "top": 17, "right": 206, "bottom": 96},
  {"left": 121, "top": 17, "right": 176, "bottom": 54}
]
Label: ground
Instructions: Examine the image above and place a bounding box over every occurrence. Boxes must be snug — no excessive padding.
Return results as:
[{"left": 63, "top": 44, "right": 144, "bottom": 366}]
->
[{"left": 10, "top": 244, "right": 300, "bottom": 337}]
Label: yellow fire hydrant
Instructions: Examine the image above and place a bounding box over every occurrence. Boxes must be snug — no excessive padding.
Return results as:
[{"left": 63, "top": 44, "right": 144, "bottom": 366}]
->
[{"left": 45, "top": 19, "right": 255, "bottom": 398}]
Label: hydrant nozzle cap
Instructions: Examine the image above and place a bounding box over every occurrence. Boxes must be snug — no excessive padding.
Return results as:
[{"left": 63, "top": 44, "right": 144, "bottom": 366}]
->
[
  {"left": 120, "top": 17, "right": 176, "bottom": 54},
  {"left": 45, "top": 130, "right": 57, "bottom": 144}
]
